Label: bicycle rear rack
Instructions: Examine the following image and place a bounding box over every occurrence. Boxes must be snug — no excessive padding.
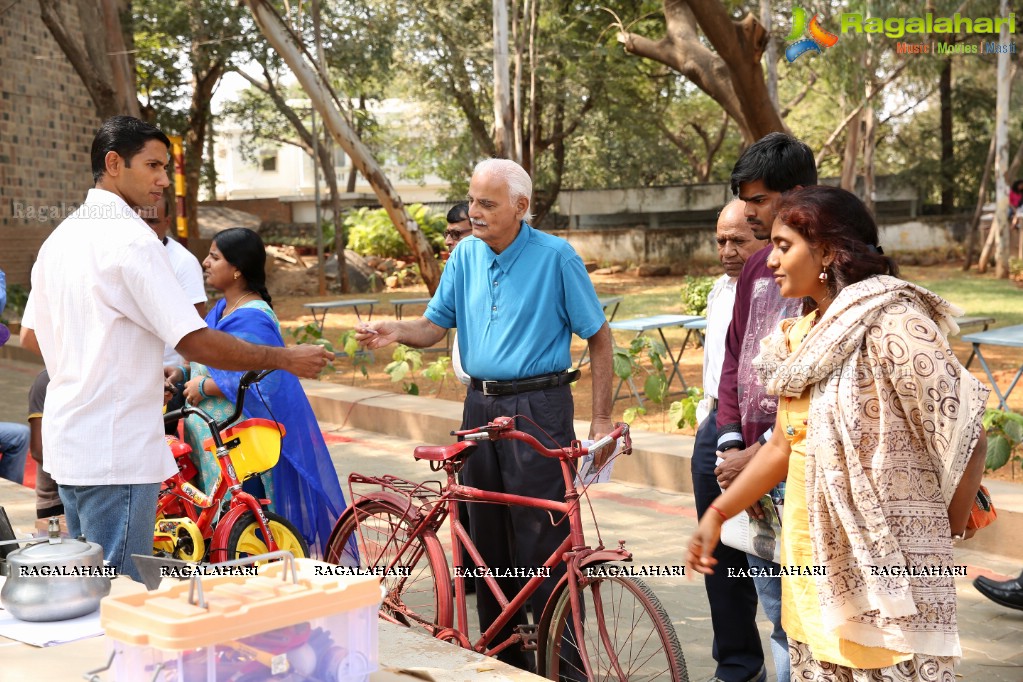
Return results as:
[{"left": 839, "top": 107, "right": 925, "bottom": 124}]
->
[{"left": 348, "top": 473, "right": 445, "bottom": 520}]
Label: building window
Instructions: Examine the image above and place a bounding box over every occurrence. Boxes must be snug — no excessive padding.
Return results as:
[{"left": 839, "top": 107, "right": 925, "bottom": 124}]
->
[{"left": 260, "top": 151, "right": 278, "bottom": 172}]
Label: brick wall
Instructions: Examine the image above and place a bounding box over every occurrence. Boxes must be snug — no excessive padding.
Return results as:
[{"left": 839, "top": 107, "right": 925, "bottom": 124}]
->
[
  {"left": 203, "top": 198, "right": 292, "bottom": 224},
  {"left": 0, "top": 2, "right": 98, "bottom": 286}
]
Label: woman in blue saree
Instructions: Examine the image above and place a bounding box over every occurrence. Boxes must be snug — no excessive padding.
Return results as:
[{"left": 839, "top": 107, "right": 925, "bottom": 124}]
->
[{"left": 180, "top": 228, "right": 347, "bottom": 557}]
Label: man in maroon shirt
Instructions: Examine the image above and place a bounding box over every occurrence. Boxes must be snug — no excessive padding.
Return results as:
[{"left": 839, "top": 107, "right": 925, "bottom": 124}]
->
[{"left": 714, "top": 133, "right": 817, "bottom": 682}]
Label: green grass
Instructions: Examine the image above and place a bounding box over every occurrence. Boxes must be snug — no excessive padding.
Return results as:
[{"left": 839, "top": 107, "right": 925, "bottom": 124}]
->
[{"left": 903, "top": 265, "right": 1023, "bottom": 328}]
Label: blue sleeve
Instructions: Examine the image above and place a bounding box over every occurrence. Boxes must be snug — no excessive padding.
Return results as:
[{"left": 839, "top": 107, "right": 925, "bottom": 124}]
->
[
  {"left": 0, "top": 268, "right": 7, "bottom": 317},
  {"left": 424, "top": 254, "right": 459, "bottom": 330},
  {"left": 561, "top": 252, "right": 604, "bottom": 339}
]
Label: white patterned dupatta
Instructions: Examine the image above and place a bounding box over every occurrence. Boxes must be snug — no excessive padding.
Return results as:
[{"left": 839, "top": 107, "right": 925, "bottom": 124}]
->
[{"left": 754, "top": 275, "right": 989, "bottom": 658}]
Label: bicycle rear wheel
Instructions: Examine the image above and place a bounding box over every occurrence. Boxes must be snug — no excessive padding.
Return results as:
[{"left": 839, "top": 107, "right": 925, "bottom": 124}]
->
[
  {"left": 540, "top": 570, "right": 688, "bottom": 682},
  {"left": 325, "top": 498, "right": 452, "bottom": 633},
  {"left": 223, "top": 510, "right": 309, "bottom": 561}
]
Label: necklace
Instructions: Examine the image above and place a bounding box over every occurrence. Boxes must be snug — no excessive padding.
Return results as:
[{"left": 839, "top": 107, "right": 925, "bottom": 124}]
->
[
  {"left": 224, "top": 292, "right": 255, "bottom": 317},
  {"left": 800, "top": 310, "right": 820, "bottom": 344}
]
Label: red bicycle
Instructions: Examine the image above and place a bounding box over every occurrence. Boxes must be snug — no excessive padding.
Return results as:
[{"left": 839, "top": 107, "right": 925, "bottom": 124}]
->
[
  {"left": 324, "top": 416, "right": 688, "bottom": 681},
  {"left": 155, "top": 370, "right": 308, "bottom": 563}
]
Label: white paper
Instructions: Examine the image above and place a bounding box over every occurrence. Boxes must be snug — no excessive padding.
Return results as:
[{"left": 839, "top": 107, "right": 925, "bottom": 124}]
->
[
  {"left": 718, "top": 496, "right": 783, "bottom": 564},
  {"left": 0, "top": 607, "right": 104, "bottom": 647},
  {"left": 575, "top": 438, "right": 622, "bottom": 486}
]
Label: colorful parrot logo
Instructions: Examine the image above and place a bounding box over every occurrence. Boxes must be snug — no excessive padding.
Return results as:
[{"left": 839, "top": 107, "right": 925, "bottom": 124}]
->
[{"left": 785, "top": 7, "right": 839, "bottom": 62}]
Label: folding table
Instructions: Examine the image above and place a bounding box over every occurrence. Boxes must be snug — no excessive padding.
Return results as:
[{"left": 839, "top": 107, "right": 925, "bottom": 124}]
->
[
  {"left": 303, "top": 298, "right": 378, "bottom": 333},
  {"left": 576, "top": 295, "right": 626, "bottom": 368},
  {"left": 961, "top": 323, "right": 1023, "bottom": 410},
  {"left": 609, "top": 314, "right": 703, "bottom": 405}
]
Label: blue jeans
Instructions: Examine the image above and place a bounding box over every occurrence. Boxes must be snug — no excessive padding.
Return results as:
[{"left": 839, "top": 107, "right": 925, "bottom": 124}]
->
[
  {"left": 746, "top": 554, "right": 788, "bottom": 682},
  {"left": 0, "top": 422, "right": 29, "bottom": 485},
  {"left": 59, "top": 483, "right": 160, "bottom": 583},
  {"left": 692, "top": 411, "right": 764, "bottom": 682}
]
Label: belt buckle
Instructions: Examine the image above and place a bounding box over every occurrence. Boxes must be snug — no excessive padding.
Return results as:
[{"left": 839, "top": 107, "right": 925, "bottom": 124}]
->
[{"left": 481, "top": 380, "right": 497, "bottom": 397}]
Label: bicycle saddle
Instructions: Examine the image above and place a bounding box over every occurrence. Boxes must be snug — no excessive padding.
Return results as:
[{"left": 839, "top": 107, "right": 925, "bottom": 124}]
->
[{"left": 413, "top": 440, "right": 476, "bottom": 461}]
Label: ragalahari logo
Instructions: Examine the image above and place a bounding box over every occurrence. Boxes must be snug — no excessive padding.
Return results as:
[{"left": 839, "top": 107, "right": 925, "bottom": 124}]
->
[{"left": 786, "top": 7, "right": 839, "bottom": 62}]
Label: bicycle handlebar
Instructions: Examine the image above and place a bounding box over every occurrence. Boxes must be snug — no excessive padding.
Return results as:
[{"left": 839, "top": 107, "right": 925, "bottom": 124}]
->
[
  {"left": 454, "top": 417, "right": 630, "bottom": 461},
  {"left": 163, "top": 369, "right": 275, "bottom": 448}
]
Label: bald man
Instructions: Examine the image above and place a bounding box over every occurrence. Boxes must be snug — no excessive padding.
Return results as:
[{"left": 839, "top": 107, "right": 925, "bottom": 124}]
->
[{"left": 692, "top": 200, "right": 766, "bottom": 682}]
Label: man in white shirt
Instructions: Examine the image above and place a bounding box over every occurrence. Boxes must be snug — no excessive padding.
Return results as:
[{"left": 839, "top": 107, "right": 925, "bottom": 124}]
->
[
  {"left": 693, "top": 200, "right": 766, "bottom": 682},
  {"left": 141, "top": 195, "right": 207, "bottom": 366},
  {"left": 443, "top": 202, "right": 472, "bottom": 387},
  {"left": 21, "top": 115, "right": 332, "bottom": 581}
]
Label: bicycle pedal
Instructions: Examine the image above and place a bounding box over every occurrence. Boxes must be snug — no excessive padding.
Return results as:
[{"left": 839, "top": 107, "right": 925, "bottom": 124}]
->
[{"left": 514, "top": 623, "right": 538, "bottom": 651}]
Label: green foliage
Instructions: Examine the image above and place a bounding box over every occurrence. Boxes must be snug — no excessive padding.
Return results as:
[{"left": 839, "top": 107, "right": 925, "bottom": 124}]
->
[
  {"left": 983, "top": 409, "right": 1023, "bottom": 472},
  {"left": 1, "top": 283, "right": 29, "bottom": 322},
  {"left": 622, "top": 406, "right": 647, "bottom": 424},
  {"left": 287, "top": 323, "right": 339, "bottom": 378},
  {"left": 613, "top": 335, "right": 672, "bottom": 425},
  {"left": 290, "top": 325, "right": 375, "bottom": 383},
  {"left": 384, "top": 344, "right": 424, "bottom": 395},
  {"left": 346, "top": 204, "right": 446, "bottom": 258},
  {"left": 668, "top": 387, "right": 703, "bottom": 431},
  {"left": 422, "top": 356, "right": 454, "bottom": 395},
  {"left": 678, "top": 276, "right": 716, "bottom": 316}
]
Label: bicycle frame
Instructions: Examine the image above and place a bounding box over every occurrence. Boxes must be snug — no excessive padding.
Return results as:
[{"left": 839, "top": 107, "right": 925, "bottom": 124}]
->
[
  {"left": 157, "top": 370, "right": 281, "bottom": 562},
  {"left": 346, "top": 419, "right": 632, "bottom": 677}
]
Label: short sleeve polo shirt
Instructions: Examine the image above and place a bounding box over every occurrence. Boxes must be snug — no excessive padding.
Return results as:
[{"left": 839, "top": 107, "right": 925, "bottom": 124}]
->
[{"left": 425, "top": 222, "right": 604, "bottom": 381}]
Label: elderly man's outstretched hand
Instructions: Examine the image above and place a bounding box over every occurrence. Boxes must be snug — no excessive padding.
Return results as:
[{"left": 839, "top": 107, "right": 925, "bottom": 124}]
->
[{"left": 356, "top": 322, "right": 399, "bottom": 349}]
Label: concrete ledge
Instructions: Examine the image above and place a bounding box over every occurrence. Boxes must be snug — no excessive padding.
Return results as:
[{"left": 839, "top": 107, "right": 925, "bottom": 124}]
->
[{"left": 302, "top": 380, "right": 697, "bottom": 494}]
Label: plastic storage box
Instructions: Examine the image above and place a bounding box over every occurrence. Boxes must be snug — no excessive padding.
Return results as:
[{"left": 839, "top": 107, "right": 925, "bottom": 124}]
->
[{"left": 101, "top": 558, "right": 382, "bottom": 681}]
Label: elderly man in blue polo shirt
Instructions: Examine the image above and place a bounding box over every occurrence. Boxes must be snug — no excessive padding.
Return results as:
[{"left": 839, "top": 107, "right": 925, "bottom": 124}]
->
[{"left": 357, "top": 158, "right": 613, "bottom": 671}]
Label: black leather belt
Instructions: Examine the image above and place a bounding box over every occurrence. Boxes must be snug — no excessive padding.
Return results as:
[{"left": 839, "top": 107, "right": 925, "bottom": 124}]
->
[{"left": 470, "top": 369, "right": 580, "bottom": 397}]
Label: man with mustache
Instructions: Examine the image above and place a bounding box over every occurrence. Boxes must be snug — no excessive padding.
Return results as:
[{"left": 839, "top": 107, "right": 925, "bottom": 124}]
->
[
  {"left": 356, "top": 158, "right": 613, "bottom": 672},
  {"left": 693, "top": 200, "right": 767, "bottom": 682},
  {"left": 715, "top": 133, "right": 817, "bottom": 682}
]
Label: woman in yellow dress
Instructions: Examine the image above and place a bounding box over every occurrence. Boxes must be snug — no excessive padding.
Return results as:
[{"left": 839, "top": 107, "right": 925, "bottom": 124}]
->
[{"left": 686, "top": 186, "right": 989, "bottom": 681}]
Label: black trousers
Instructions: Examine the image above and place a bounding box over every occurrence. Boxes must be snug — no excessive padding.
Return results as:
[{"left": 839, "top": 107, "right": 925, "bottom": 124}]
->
[
  {"left": 461, "top": 383, "right": 574, "bottom": 671},
  {"left": 692, "top": 408, "right": 765, "bottom": 682}
]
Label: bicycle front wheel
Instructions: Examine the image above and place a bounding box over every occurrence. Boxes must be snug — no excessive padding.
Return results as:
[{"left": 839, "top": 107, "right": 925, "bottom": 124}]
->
[
  {"left": 325, "top": 498, "right": 452, "bottom": 633},
  {"left": 541, "top": 571, "right": 688, "bottom": 682},
  {"left": 223, "top": 510, "right": 309, "bottom": 561}
]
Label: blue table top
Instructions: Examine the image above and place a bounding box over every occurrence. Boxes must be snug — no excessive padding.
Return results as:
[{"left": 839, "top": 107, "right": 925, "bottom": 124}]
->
[
  {"left": 598, "top": 295, "right": 624, "bottom": 306},
  {"left": 610, "top": 314, "right": 702, "bottom": 332},
  {"left": 391, "top": 297, "right": 432, "bottom": 305},
  {"left": 303, "top": 298, "right": 379, "bottom": 309},
  {"left": 962, "top": 323, "right": 1023, "bottom": 348},
  {"left": 683, "top": 317, "right": 707, "bottom": 330}
]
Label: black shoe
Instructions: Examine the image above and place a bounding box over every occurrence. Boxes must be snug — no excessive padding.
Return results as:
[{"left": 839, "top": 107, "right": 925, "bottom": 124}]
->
[
  {"left": 973, "top": 570, "right": 1023, "bottom": 610},
  {"left": 707, "top": 665, "right": 766, "bottom": 682}
]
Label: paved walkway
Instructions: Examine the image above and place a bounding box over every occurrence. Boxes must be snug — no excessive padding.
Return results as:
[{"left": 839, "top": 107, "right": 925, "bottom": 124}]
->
[{"left": 1, "top": 356, "right": 1022, "bottom": 680}]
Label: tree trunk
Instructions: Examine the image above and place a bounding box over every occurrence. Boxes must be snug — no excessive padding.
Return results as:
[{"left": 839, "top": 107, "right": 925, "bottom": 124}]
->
[
  {"left": 618, "top": 0, "right": 785, "bottom": 144},
  {"left": 239, "top": 65, "right": 352, "bottom": 293},
  {"left": 964, "top": 135, "right": 996, "bottom": 271},
  {"left": 182, "top": 1, "right": 225, "bottom": 247},
  {"left": 839, "top": 95, "right": 860, "bottom": 191},
  {"left": 39, "top": 0, "right": 139, "bottom": 119},
  {"left": 939, "top": 59, "right": 954, "bottom": 213},
  {"left": 991, "top": 0, "right": 1011, "bottom": 278},
  {"left": 493, "top": 0, "right": 515, "bottom": 159},
  {"left": 760, "top": 0, "right": 778, "bottom": 110},
  {"left": 243, "top": 0, "right": 442, "bottom": 294}
]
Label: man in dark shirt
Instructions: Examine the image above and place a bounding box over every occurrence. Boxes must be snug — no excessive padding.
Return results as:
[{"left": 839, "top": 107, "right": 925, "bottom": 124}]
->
[{"left": 715, "top": 132, "right": 817, "bottom": 682}]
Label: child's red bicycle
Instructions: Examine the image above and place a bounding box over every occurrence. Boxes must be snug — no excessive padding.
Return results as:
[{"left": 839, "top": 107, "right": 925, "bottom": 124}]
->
[{"left": 155, "top": 370, "right": 308, "bottom": 563}]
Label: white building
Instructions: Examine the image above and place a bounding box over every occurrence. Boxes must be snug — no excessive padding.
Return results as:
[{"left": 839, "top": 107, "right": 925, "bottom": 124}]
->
[{"left": 211, "top": 85, "right": 450, "bottom": 222}]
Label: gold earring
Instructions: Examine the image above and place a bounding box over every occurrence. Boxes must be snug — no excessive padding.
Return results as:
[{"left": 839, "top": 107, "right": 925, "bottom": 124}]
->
[
  {"left": 819, "top": 265, "right": 828, "bottom": 283},
  {"left": 234, "top": 272, "right": 240, "bottom": 280}
]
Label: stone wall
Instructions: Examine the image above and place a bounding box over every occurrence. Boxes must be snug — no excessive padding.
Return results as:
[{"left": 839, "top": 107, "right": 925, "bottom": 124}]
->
[
  {"left": 202, "top": 197, "right": 292, "bottom": 224},
  {"left": 0, "top": 2, "right": 98, "bottom": 286},
  {"left": 555, "top": 215, "right": 967, "bottom": 267}
]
